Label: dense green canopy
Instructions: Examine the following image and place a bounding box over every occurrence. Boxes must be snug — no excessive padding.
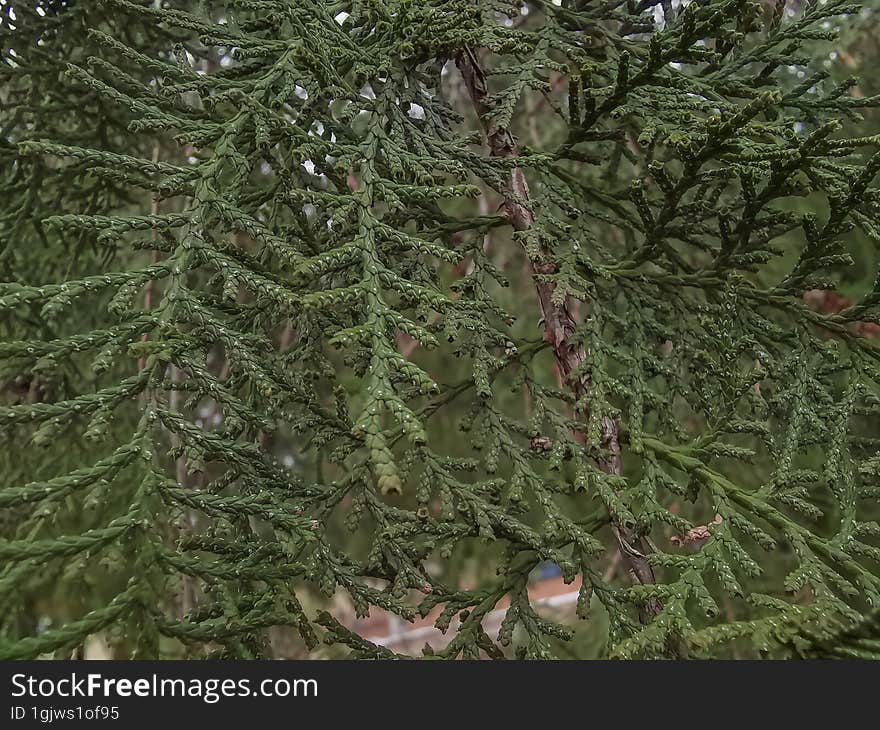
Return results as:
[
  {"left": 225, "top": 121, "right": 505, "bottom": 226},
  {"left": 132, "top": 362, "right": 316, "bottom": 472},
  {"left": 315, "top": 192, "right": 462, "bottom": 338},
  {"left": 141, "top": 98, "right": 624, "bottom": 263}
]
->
[{"left": 2, "top": 0, "right": 880, "bottom": 659}]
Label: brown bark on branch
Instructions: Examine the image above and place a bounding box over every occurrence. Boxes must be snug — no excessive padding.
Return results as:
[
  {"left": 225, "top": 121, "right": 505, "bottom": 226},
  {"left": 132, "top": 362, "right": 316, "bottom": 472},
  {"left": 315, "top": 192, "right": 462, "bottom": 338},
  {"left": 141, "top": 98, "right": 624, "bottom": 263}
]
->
[{"left": 455, "top": 48, "right": 659, "bottom": 604}]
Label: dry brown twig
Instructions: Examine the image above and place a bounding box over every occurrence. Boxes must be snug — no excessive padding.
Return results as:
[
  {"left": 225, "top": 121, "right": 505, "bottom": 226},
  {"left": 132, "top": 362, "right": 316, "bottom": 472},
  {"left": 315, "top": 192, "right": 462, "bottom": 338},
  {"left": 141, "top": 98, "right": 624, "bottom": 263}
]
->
[{"left": 455, "top": 48, "right": 659, "bottom": 613}]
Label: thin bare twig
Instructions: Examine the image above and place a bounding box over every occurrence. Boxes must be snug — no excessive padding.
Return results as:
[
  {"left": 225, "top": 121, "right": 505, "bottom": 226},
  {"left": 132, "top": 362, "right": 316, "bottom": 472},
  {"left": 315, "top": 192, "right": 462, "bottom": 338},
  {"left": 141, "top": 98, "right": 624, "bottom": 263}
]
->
[{"left": 455, "top": 48, "right": 659, "bottom": 613}]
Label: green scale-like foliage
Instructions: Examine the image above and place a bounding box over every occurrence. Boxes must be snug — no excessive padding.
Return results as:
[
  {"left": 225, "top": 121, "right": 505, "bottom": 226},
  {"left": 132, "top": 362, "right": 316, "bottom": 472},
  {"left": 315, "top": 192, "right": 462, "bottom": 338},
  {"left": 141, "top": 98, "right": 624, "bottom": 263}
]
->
[{"left": 2, "top": 0, "right": 880, "bottom": 659}]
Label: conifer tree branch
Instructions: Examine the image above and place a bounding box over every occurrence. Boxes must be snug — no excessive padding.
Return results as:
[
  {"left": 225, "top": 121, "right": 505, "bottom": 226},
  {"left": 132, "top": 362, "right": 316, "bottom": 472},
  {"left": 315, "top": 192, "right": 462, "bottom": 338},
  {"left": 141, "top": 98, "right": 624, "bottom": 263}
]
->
[
  {"left": 5, "top": 0, "right": 880, "bottom": 660},
  {"left": 454, "top": 47, "right": 659, "bottom": 606}
]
